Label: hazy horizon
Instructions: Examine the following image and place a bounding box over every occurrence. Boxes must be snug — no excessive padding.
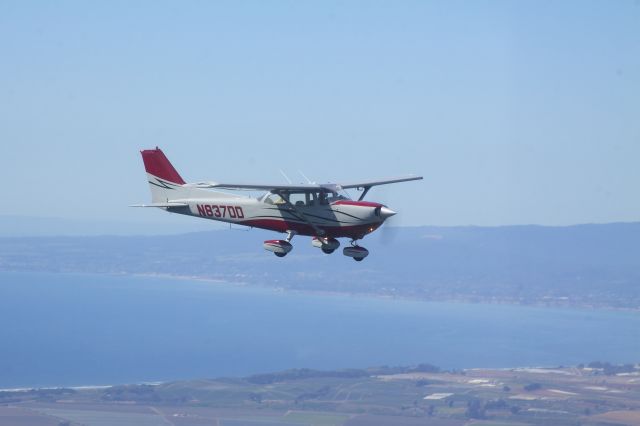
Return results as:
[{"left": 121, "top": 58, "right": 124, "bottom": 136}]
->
[{"left": 1, "top": 213, "right": 639, "bottom": 237}]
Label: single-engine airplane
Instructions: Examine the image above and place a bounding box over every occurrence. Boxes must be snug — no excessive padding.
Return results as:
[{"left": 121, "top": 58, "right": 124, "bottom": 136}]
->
[{"left": 134, "top": 148, "right": 422, "bottom": 261}]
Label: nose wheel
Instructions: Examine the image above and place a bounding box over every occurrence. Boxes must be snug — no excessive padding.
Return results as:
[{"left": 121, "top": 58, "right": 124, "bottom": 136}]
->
[{"left": 343, "top": 241, "right": 369, "bottom": 261}]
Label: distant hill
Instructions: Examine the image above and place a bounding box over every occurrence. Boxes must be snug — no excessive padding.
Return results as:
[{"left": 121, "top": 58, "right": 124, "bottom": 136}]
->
[
  {"left": 0, "top": 223, "right": 638, "bottom": 308},
  {"left": 0, "top": 214, "right": 221, "bottom": 236}
]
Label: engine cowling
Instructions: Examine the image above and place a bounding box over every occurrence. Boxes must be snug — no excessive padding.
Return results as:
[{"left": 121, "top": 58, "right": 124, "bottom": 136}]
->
[
  {"left": 343, "top": 246, "right": 369, "bottom": 261},
  {"left": 263, "top": 240, "right": 293, "bottom": 257}
]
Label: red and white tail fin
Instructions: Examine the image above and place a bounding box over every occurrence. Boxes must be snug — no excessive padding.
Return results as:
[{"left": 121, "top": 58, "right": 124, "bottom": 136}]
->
[
  {"left": 139, "top": 147, "right": 240, "bottom": 204},
  {"left": 141, "top": 147, "right": 186, "bottom": 185},
  {"left": 141, "top": 147, "right": 187, "bottom": 203}
]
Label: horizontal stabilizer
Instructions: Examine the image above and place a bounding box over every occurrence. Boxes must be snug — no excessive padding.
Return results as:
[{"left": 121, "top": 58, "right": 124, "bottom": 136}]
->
[{"left": 129, "top": 202, "right": 189, "bottom": 208}]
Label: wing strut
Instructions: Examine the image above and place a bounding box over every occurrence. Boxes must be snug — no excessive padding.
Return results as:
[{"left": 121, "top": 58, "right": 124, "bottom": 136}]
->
[{"left": 357, "top": 186, "right": 371, "bottom": 201}]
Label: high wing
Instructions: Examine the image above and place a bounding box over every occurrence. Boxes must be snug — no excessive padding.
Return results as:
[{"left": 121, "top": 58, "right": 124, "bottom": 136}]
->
[
  {"left": 339, "top": 175, "right": 423, "bottom": 201},
  {"left": 338, "top": 175, "right": 423, "bottom": 189},
  {"left": 185, "top": 182, "right": 341, "bottom": 192},
  {"left": 186, "top": 175, "right": 422, "bottom": 193}
]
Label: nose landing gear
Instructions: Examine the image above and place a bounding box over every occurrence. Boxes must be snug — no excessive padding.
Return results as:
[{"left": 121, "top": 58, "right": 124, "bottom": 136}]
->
[{"left": 343, "top": 241, "right": 369, "bottom": 261}]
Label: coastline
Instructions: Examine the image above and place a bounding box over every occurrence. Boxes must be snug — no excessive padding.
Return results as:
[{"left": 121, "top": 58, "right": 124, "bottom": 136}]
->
[
  {"left": 2, "top": 269, "right": 638, "bottom": 313},
  {"left": 0, "top": 382, "right": 162, "bottom": 393},
  {"left": 3, "top": 364, "right": 639, "bottom": 395},
  {"left": 126, "top": 271, "right": 640, "bottom": 314},
  {"left": 1, "top": 270, "right": 638, "bottom": 392}
]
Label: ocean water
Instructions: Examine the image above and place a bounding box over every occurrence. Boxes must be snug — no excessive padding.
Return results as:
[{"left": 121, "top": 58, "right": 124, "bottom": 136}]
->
[{"left": 0, "top": 271, "right": 638, "bottom": 388}]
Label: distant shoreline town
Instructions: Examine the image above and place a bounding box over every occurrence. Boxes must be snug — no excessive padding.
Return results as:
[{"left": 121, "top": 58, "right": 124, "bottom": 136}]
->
[{"left": 1, "top": 223, "right": 639, "bottom": 310}]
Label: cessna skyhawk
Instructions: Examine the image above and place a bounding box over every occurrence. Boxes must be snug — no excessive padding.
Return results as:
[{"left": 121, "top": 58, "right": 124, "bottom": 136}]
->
[{"left": 134, "top": 148, "right": 422, "bottom": 261}]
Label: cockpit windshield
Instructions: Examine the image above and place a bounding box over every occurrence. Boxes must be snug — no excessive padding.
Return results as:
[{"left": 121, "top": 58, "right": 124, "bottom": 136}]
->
[
  {"left": 327, "top": 190, "right": 350, "bottom": 203},
  {"left": 262, "top": 193, "right": 286, "bottom": 205}
]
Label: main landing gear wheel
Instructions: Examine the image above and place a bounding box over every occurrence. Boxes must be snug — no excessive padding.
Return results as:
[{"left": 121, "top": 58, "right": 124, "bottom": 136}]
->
[
  {"left": 263, "top": 239, "right": 293, "bottom": 257},
  {"left": 263, "top": 230, "right": 297, "bottom": 258},
  {"left": 353, "top": 257, "right": 364, "bottom": 262},
  {"left": 312, "top": 237, "right": 340, "bottom": 254}
]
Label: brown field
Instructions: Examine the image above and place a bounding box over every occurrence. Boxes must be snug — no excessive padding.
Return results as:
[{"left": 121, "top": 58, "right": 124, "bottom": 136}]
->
[
  {"left": 344, "top": 414, "right": 465, "bottom": 426},
  {"left": 585, "top": 410, "right": 640, "bottom": 425},
  {"left": 0, "top": 406, "right": 60, "bottom": 426}
]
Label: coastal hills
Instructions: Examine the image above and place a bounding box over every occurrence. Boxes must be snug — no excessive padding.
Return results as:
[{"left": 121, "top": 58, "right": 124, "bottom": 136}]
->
[{"left": 1, "top": 222, "right": 638, "bottom": 309}]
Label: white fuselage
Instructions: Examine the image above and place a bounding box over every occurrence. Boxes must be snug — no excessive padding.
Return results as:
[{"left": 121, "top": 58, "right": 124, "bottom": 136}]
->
[{"left": 168, "top": 193, "right": 385, "bottom": 239}]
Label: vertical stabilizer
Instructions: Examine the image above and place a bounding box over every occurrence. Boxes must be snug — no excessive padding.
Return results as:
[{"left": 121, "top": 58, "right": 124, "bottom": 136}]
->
[
  {"left": 140, "top": 147, "right": 243, "bottom": 203},
  {"left": 141, "top": 147, "right": 186, "bottom": 184},
  {"left": 141, "top": 147, "right": 187, "bottom": 203}
]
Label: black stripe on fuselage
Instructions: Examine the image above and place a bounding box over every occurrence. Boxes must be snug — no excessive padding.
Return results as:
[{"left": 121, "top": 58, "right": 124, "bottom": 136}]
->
[
  {"left": 333, "top": 210, "right": 365, "bottom": 220},
  {"left": 246, "top": 214, "right": 368, "bottom": 227},
  {"left": 246, "top": 215, "right": 308, "bottom": 224},
  {"left": 262, "top": 206, "right": 365, "bottom": 222},
  {"left": 301, "top": 212, "right": 344, "bottom": 224},
  {"left": 260, "top": 208, "right": 352, "bottom": 224}
]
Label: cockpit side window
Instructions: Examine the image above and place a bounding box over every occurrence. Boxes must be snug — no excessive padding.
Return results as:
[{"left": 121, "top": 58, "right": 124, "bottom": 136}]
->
[
  {"left": 306, "top": 192, "right": 315, "bottom": 206},
  {"left": 262, "top": 190, "right": 350, "bottom": 206},
  {"left": 288, "top": 193, "right": 306, "bottom": 206}
]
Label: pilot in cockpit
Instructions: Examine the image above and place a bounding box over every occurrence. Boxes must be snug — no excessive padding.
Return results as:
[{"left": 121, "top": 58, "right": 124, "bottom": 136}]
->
[{"left": 327, "top": 191, "right": 348, "bottom": 204}]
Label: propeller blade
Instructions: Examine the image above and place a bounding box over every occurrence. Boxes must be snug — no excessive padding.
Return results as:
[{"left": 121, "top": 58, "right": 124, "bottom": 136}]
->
[{"left": 380, "top": 215, "right": 400, "bottom": 245}]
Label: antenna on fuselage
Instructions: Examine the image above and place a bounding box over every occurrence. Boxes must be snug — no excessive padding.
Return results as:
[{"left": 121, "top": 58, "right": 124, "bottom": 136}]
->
[
  {"left": 279, "top": 169, "right": 292, "bottom": 184},
  {"left": 298, "top": 170, "right": 313, "bottom": 184}
]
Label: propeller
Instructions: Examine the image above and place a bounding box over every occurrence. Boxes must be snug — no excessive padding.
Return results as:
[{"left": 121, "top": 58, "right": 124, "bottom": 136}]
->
[
  {"left": 380, "top": 213, "right": 400, "bottom": 245},
  {"left": 370, "top": 185, "right": 400, "bottom": 245}
]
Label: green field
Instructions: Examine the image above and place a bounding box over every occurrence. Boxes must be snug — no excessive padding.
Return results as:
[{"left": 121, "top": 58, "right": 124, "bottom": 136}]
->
[
  {"left": 8, "top": 364, "right": 640, "bottom": 426},
  {"left": 283, "top": 411, "right": 350, "bottom": 426},
  {"left": 31, "top": 408, "right": 167, "bottom": 426}
]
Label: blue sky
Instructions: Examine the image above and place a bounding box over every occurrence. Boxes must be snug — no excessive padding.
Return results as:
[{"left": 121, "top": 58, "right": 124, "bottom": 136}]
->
[{"left": 0, "top": 1, "right": 638, "bottom": 229}]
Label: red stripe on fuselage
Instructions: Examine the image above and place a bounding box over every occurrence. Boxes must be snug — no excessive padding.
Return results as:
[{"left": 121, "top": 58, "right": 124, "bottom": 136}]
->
[{"left": 332, "top": 200, "right": 384, "bottom": 208}]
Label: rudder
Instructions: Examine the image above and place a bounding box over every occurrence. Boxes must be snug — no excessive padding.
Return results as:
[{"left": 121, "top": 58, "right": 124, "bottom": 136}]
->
[
  {"left": 141, "top": 147, "right": 186, "bottom": 184},
  {"left": 141, "top": 147, "right": 186, "bottom": 203}
]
